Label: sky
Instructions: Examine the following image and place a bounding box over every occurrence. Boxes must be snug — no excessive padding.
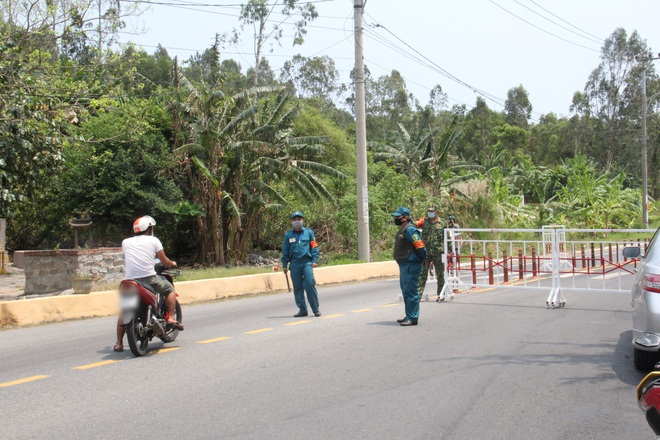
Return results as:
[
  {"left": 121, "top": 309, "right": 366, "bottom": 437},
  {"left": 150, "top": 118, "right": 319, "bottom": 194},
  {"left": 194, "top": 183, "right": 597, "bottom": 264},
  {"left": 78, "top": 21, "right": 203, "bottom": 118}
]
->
[{"left": 120, "top": 0, "right": 660, "bottom": 120}]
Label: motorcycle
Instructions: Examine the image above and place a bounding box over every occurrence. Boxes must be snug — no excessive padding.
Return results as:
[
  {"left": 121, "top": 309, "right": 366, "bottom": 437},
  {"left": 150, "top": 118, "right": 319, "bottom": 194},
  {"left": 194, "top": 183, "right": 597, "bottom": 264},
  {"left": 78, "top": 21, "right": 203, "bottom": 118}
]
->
[
  {"left": 637, "top": 365, "right": 660, "bottom": 438},
  {"left": 119, "top": 264, "right": 183, "bottom": 357}
]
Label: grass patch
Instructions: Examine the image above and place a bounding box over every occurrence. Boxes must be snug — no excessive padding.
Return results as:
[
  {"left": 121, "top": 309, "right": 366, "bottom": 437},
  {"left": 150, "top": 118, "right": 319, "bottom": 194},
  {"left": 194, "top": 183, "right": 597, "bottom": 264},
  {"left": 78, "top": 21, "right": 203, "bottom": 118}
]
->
[{"left": 177, "top": 266, "right": 272, "bottom": 282}]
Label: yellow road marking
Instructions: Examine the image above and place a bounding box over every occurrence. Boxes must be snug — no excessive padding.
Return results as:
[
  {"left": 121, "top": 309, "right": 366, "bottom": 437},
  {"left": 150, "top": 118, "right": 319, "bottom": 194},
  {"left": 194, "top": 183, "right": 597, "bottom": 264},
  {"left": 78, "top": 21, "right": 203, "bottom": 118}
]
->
[
  {"left": 0, "top": 375, "right": 50, "bottom": 388},
  {"left": 148, "top": 347, "right": 181, "bottom": 356},
  {"left": 321, "top": 314, "right": 345, "bottom": 319},
  {"left": 379, "top": 304, "right": 399, "bottom": 308},
  {"left": 245, "top": 328, "right": 273, "bottom": 334},
  {"left": 284, "top": 320, "right": 310, "bottom": 326},
  {"left": 197, "top": 337, "right": 231, "bottom": 344},
  {"left": 73, "top": 360, "right": 119, "bottom": 370},
  {"left": 352, "top": 308, "right": 373, "bottom": 313}
]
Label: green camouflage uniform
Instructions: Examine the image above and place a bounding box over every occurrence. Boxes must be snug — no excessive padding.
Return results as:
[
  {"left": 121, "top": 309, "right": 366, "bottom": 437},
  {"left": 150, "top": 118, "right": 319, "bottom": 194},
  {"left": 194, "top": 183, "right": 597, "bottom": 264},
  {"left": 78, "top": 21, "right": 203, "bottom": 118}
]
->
[{"left": 418, "top": 218, "right": 445, "bottom": 298}]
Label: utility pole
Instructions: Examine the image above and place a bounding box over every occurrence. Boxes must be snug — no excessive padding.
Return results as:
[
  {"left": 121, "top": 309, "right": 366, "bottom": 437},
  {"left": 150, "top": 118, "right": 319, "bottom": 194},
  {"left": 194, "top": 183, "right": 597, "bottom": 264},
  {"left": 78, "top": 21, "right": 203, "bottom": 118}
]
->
[
  {"left": 638, "top": 54, "right": 660, "bottom": 229},
  {"left": 354, "top": 0, "right": 370, "bottom": 261}
]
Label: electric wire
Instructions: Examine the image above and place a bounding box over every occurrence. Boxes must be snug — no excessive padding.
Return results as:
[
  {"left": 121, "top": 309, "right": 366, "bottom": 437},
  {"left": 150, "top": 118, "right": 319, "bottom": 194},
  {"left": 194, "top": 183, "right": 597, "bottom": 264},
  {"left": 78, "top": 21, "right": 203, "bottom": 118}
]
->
[
  {"left": 362, "top": 22, "right": 547, "bottom": 122},
  {"left": 528, "top": 0, "right": 604, "bottom": 42},
  {"left": 512, "top": 0, "right": 602, "bottom": 45},
  {"left": 488, "top": 0, "right": 600, "bottom": 53}
]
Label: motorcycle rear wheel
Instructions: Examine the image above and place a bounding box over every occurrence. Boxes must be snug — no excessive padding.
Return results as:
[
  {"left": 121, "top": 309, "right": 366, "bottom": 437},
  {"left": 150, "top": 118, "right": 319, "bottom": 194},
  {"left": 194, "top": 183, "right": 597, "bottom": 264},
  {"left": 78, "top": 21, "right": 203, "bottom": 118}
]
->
[
  {"left": 127, "top": 316, "right": 149, "bottom": 357},
  {"left": 160, "top": 300, "right": 183, "bottom": 343}
]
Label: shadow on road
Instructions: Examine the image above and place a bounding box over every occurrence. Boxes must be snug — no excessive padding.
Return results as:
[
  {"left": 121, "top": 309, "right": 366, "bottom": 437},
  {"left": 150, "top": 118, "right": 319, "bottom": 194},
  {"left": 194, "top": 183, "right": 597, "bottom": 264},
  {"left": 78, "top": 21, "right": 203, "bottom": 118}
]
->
[{"left": 366, "top": 321, "right": 401, "bottom": 326}]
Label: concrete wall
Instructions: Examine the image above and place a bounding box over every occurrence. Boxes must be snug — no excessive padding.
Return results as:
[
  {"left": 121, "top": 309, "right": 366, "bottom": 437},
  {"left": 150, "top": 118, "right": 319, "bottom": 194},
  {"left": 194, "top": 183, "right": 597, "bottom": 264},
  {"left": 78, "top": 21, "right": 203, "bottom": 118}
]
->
[
  {"left": 13, "top": 251, "right": 25, "bottom": 269},
  {"left": 0, "top": 261, "right": 399, "bottom": 327},
  {"left": 24, "top": 248, "right": 124, "bottom": 294}
]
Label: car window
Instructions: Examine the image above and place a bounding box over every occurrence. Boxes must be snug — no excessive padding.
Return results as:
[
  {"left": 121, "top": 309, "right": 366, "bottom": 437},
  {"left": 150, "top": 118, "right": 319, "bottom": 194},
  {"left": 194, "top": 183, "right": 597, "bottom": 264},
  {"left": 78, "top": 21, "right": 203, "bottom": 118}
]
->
[{"left": 643, "top": 227, "right": 660, "bottom": 260}]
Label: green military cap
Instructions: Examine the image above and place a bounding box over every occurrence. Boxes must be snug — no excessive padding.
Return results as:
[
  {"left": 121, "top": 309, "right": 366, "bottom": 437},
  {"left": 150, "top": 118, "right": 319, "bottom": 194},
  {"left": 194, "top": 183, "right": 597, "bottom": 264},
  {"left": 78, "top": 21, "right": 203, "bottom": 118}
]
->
[
  {"left": 427, "top": 205, "right": 438, "bottom": 212},
  {"left": 391, "top": 207, "right": 411, "bottom": 217}
]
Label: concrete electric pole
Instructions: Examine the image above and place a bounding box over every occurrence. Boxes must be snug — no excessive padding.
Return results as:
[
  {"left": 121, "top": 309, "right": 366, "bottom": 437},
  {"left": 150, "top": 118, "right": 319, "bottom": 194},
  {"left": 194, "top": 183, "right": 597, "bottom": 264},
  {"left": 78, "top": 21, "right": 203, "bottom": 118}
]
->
[
  {"left": 639, "top": 54, "right": 660, "bottom": 229},
  {"left": 354, "top": 0, "right": 370, "bottom": 261}
]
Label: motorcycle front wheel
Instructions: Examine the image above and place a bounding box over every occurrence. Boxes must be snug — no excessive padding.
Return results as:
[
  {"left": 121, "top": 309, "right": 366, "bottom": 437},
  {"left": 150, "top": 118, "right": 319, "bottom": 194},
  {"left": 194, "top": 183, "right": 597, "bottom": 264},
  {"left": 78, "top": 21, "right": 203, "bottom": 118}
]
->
[
  {"left": 127, "top": 316, "right": 149, "bottom": 357},
  {"left": 160, "top": 300, "right": 183, "bottom": 343}
]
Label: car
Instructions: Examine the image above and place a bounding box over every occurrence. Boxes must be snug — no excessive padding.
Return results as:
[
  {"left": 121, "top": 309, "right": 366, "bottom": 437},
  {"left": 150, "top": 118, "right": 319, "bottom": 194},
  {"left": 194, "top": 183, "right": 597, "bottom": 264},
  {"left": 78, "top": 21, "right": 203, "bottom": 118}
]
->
[{"left": 625, "top": 227, "right": 660, "bottom": 370}]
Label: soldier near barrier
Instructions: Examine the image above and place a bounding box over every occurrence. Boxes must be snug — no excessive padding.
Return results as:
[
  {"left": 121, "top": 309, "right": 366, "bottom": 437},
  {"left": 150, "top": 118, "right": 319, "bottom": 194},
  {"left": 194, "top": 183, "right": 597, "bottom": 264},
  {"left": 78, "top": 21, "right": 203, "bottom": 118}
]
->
[
  {"left": 391, "top": 207, "right": 427, "bottom": 326},
  {"left": 281, "top": 211, "right": 321, "bottom": 318},
  {"left": 416, "top": 205, "right": 444, "bottom": 300}
]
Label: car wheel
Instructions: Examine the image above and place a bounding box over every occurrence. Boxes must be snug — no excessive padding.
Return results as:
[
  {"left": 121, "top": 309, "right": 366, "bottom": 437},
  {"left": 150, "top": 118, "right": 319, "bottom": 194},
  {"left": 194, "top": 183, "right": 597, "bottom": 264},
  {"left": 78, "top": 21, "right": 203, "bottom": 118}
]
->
[{"left": 634, "top": 347, "right": 659, "bottom": 371}]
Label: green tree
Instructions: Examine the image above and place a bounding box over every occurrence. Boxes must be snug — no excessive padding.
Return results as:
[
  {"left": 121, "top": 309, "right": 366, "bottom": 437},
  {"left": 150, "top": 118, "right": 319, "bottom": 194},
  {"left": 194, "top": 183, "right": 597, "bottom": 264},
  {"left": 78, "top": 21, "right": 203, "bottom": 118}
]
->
[
  {"left": 225, "top": 0, "right": 318, "bottom": 86},
  {"left": 504, "top": 84, "right": 532, "bottom": 128},
  {"left": 579, "top": 28, "right": 656, "bottom": 171},
  {"left": 172, "top": 58, "right": 344, "bottom": 264},
  {"left": 280, "top": 54, "right": 345, "bottom": 105}
]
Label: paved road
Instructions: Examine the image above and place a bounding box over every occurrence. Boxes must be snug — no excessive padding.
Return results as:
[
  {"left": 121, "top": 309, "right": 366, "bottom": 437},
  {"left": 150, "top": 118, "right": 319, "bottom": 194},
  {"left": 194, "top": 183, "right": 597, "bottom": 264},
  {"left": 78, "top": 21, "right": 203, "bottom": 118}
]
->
[{"left": 0, "top": 278, "right": 651, "bottom": 439}]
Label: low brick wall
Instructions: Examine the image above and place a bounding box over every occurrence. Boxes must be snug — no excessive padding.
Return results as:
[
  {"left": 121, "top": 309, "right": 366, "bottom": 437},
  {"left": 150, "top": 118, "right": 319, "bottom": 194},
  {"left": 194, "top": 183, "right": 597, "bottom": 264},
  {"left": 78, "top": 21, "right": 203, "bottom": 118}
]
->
[{"left": 24, "top": 248, "right": 124, "bottom": 294}]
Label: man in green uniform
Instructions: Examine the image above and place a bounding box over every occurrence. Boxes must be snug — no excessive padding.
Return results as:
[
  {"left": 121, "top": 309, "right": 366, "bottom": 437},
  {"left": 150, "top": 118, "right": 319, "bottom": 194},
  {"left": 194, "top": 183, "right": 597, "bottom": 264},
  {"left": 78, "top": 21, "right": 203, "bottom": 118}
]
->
[
  {"left": 391, "top": 207, "right": 427, "bottom": 326},
  {"left": 281, "top": 211, "right": 321, "bottom": 317},
  {"left": 416, "top": 205, "right": 445, "bottom": 301}
]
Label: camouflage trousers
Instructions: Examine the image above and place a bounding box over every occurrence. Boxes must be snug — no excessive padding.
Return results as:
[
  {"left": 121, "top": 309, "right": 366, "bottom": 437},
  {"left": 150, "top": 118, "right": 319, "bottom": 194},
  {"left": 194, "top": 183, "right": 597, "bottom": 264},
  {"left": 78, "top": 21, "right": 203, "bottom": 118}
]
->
[{"left": 418, "top": 253, "right": 444, "bottom": 297}]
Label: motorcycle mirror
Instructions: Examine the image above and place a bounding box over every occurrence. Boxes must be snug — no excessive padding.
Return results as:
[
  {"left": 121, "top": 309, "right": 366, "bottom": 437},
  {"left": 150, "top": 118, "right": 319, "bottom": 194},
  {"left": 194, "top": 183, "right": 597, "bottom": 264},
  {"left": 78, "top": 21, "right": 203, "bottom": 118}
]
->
[{"left": 637, "top": 371, "right": 660, "bottom": 436}]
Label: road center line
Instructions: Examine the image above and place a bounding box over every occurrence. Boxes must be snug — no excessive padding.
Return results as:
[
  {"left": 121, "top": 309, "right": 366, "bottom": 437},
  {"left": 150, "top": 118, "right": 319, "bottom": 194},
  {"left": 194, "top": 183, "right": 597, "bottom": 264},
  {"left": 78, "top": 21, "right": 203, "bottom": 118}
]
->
[
  {"left": 0, "top": 375, "right": 50, "bottom": 388},
  {"left": 379, "top": 304, "right": 399, "bottom": 308},
  {"left": 197, "top": 337, "right": 232, "bottom": 344},
  {"left": 73, "top": 360, "right": 120, "bottom": 370},
  {"left": 320, "top": 314, "right": 345, "bottom": 319},
  {"left": 352, "top": 308, "right": 373, "bottom": 313},
  {"left": 147, "top": 347, "right": 181, "bottom": 356},
  {"left": 284, "top": 320, "right": 310, "bottom": 326},
  {"left": 245, "top": 328, "right": 273, "bottom": 334}
]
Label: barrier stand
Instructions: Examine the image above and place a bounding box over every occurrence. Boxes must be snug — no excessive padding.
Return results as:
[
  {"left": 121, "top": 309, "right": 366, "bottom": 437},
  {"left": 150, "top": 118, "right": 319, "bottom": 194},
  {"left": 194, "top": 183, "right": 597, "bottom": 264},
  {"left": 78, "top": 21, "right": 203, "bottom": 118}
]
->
[
  {"left": 438, "top": 235, "right": 466, "bottom": 302},
  {"left": 503, "top": 250, "right": 509, "bottom": 283},
  {"left": 545, "top": 226, "right": 566, "bottom": 309}
]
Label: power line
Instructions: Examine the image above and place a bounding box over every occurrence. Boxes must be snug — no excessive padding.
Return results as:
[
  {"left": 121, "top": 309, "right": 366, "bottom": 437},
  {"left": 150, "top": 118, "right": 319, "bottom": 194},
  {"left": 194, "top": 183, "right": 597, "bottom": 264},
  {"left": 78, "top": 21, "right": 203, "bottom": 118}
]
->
[
  {"left": 363, "top": 20, "right": 512, "bottom": 110},
  {"left": 488, "top": 0, "right": 600, "bottom": 53},
  {"left": 528, "top": 0, "right": 604, "bottom": 42},
  {"left": 512, "top": 0, "right": 602, "bottom": 45}
]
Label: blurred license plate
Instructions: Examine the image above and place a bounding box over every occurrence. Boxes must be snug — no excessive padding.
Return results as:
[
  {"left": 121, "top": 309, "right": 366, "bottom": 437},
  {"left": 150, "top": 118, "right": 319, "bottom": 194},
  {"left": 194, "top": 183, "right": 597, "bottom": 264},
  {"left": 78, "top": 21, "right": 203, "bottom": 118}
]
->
[{"left": 120, "top": 295, "right": 139, "bottom": 309}]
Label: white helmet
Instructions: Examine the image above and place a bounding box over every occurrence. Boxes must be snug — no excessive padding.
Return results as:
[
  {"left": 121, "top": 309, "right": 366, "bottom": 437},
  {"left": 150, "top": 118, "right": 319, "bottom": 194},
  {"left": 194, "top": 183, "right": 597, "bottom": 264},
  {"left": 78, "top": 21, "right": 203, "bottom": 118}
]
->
[{"left": 133, "top": 215, "right": 156, "bottom": 233}]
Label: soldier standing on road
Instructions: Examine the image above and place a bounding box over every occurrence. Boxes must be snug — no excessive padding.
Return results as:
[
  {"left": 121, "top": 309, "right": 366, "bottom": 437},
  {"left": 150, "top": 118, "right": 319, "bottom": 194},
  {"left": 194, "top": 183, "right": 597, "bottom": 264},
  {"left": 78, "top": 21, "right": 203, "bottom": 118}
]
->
[
  {"left": 416, "top": 205, "right": 445, "bottom": 301},
  {"left": 281, "top": 211, "right": 321, "bottom": 318},
  {"left": 391, "top": 207, "right": 427, "bottom": 326}
]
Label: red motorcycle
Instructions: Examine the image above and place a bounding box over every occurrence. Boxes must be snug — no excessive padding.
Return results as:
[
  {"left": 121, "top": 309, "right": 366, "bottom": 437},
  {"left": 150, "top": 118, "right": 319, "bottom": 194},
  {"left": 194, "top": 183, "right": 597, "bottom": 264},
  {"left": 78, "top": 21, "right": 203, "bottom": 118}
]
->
[{"left": 119, "top": 265, "right": 183, "bottom": 357}]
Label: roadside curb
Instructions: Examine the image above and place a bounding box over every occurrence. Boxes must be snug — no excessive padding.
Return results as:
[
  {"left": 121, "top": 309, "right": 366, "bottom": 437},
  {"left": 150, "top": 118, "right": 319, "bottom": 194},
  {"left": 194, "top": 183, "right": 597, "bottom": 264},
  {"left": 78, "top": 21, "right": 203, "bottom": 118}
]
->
[{"left": 0, "top": 261, "right": 398, "bottom": 328}]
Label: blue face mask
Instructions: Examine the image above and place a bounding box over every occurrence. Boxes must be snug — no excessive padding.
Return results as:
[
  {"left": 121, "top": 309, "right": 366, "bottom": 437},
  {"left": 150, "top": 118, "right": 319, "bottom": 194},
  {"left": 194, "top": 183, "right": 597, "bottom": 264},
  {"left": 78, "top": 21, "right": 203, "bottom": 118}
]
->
[
  {"left": 427, "top": 212, "right": 436, "bottom": 219},
  {"left": 292, "top": 220, "right": 303, "bottom": 229}
]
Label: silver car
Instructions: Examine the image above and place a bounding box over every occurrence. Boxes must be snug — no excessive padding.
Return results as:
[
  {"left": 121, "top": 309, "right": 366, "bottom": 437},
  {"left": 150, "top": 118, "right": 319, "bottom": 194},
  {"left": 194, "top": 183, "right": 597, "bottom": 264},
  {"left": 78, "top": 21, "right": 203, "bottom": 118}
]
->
[{"left": 625, "top": 228, "right": 660, "bottom": 370}]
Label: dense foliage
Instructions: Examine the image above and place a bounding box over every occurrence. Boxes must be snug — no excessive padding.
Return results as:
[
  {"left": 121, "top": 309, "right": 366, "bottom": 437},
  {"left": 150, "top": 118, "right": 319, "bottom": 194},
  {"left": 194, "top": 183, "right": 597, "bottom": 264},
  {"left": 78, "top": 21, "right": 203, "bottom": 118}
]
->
[{"left": 2, "top": 5, "right": 658, "bottom": 264}]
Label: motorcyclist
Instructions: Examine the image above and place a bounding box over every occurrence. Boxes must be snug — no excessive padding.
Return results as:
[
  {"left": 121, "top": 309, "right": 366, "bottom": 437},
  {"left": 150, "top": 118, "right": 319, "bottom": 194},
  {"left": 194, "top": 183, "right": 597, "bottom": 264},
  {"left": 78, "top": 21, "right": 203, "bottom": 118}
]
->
[{"left": 114, "top": 216, "right": 183, "bottom": 352}]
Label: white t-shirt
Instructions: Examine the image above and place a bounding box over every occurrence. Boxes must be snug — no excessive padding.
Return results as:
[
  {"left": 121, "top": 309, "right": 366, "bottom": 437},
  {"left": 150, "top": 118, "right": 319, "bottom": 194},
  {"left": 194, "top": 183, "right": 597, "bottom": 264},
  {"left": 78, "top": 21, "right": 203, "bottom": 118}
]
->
[{"left": 122, "top": 235, "right": 164, "bottom": 279}]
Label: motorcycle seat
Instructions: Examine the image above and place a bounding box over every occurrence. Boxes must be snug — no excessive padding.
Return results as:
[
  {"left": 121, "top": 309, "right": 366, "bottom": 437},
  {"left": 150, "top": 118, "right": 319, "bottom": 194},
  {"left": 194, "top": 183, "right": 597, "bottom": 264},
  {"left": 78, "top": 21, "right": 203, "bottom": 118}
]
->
[{"left": 135, "top": 280, "right": 157, "bottom": 295}]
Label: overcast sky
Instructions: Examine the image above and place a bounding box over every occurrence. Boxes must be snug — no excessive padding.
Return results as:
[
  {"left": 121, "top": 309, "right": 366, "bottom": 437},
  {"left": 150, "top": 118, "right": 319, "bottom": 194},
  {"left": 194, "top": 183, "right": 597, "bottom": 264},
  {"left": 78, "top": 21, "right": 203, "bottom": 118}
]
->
[{"left": 122, "top": 0, "right": 660, "bottom": 120}]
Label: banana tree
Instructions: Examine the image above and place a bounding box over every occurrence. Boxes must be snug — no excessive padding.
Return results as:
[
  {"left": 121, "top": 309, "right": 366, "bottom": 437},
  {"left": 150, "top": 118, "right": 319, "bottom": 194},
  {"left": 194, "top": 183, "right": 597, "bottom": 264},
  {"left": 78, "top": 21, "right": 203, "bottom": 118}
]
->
[{"left": 172, "top": 63, "right": 344, "bottom": 264}]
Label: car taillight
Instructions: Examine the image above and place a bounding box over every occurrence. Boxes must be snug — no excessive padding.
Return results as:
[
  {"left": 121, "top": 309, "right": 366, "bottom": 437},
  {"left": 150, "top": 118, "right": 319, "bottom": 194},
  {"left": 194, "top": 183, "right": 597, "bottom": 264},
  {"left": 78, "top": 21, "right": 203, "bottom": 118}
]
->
[{"left": 643, "top": 274, "right": 660, "bottom": 293}]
